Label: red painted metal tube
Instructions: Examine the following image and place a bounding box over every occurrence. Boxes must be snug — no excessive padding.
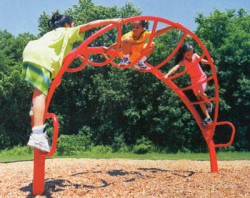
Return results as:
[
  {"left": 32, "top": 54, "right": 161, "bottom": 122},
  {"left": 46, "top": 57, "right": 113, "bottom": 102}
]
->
[{"left": 32, "top": 16, "right": 235, "bottom": 195}]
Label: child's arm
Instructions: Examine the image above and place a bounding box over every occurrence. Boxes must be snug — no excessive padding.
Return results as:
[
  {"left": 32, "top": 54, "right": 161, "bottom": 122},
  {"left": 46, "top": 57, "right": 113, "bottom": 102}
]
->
[
  {"left": 102, "top": 43, "right": 117, "bottom": 52},
  {"left": 79, "top": 18, "right": 121, "bottom": 33},
  {"left": 164, "top": 63, "right": 182, "bottom": 78},
  {"left": 155, "top": 25, "right": 176, "bottom": 37},
  {"left": 195, "top": 53, "right": 214, "bottom": 65}
]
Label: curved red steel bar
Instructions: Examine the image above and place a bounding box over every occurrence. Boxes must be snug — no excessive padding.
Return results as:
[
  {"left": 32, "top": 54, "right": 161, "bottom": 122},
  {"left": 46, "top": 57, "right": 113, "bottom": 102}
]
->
[{"left": 32, "top": 16, "right": 235, "bottom": 195}]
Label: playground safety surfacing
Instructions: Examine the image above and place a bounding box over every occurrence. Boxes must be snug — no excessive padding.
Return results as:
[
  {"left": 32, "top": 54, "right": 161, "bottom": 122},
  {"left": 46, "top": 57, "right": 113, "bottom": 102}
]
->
[{"left": 1, "top": 158, "right": 249, "bottom": 197}]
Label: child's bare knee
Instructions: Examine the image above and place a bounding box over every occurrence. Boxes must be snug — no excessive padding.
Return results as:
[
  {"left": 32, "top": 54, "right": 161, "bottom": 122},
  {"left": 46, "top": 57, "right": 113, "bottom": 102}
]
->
[
  {"left": 151, "top": 42, "right": 156, "bottom": 50},
  {"left": 122, "top": 37, "right": 130, "bottom": 43}
]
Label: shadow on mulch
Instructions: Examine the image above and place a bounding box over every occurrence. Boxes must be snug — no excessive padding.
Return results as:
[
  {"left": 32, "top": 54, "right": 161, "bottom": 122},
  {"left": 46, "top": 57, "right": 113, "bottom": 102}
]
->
[
  {"left": 19, "top": 167, "right": 196, "bottom": 197},
  {"left": 20, "top": 178, "right": 111, "bottom": 197},
  {"left": 20, "top": 179, "right": 67, "bottom": 198},
  {"left": 107, "top": 167, "right": 195, "bottom": 179},
  {"left": 138, "top": 167, "right": 196, "bottom": 178}
]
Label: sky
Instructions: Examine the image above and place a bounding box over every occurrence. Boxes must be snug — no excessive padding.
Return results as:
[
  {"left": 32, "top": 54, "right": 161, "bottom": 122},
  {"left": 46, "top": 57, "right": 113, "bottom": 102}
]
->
[{"left": 0, "top": 0, "right": 249, "bottom": 36}]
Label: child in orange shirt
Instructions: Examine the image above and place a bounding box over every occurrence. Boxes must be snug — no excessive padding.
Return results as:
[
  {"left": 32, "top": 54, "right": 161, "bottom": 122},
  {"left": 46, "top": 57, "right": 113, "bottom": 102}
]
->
[{"left": 105, "top": 20, "right": 175, "bottom": 69}]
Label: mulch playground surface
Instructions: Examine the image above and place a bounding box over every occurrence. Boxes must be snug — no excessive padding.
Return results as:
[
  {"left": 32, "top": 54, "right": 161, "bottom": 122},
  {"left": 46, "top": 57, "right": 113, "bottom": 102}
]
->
[{"left": 0, "top": 158, "right": 249, "bottom": 197}]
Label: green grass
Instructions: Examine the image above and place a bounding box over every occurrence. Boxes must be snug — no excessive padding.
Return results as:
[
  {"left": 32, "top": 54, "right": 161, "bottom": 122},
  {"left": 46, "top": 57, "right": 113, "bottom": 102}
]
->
[
  {"left": 0, "top": 146, "right": 33, "bottom": 162},
  {"left": 0, "top": 146, "right": 249, "bottom": 163},
  {"left": 56, "top": 151, "right": 212, "bottom": 160},
  {"left": 216, "top": 151, "right": 250, "bottom": 160},
  {"left": 55, "top": 151, "right": 250, "bottom": 161}
]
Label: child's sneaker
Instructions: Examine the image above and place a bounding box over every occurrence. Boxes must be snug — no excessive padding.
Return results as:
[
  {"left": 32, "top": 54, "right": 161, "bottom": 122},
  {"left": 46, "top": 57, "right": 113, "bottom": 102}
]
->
[
  {"left": 119, "top": 57, "right": 130, "bottom": 66},
  {"left": 202, "top": 117, "right": 213, "bottom": 126},
  {"left": 27, "top": 132, "right": 50, "bottom": 152},
  {"left": 134, "top": 61, "right": 147, "bottom": 70},
  {"left": 206, "top": 102, "right": 213, "bottom": 114}
]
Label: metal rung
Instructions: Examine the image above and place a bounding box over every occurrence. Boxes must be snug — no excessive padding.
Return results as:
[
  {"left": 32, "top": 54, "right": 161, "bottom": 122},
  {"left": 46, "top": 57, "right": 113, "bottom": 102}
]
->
[
  {"left": 44, "top": 113, "right": 59, "bottom": 157},
  {"left": 214, "top": 121, "right": 235, "bottom": 148}
]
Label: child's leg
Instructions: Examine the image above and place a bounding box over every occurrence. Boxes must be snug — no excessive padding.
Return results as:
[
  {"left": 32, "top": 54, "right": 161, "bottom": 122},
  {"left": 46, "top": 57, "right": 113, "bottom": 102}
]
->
[
  {"left": 138, "top": 42, "right": 156, "bottom": 63},
  {"left": 144, "top": 42, "right": 155, "bottom": 58},
  {"left": 194, "top": 82, "right": 212, "bottom": 125},
  {"left": 134, "top": 42, "right": 156, "bottom": 70},
  {"left": 198, "top": 91, "right": 213, "bottom": 113},
  {"left": 197, "top": 93, "right": 213, "bottom": 126},
  {"left": 198, "top": 91, "right": 208, "bottom": 102},
  {"left": 121, "top": 37, "right": 131, "bottom": 56},
  {"left": 197, "top": 95, "right": 210, "bottom": 118},
  {"left": 194, "top": 82, "right": 210, "bottom": 114},
  {"left": 119, "top": 37, "right": 132, "bottom": 65},
  {"left": 28, "top": 88, "right": 50, "bottom": 152},
  {"left": 32, "top": 88, "right": 46, "bottom": 126}
]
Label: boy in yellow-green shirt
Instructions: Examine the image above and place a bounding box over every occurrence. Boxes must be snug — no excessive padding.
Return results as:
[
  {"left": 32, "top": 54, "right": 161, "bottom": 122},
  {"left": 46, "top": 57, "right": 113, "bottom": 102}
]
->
[{"left": 23, "top": 13, "right": 120, "bottom": 152}]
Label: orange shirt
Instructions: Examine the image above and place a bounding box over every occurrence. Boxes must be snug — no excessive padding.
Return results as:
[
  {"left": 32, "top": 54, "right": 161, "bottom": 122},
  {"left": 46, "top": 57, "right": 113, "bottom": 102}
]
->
[{"left": 119, "top": 31, "right": 152, "bottom": 62}]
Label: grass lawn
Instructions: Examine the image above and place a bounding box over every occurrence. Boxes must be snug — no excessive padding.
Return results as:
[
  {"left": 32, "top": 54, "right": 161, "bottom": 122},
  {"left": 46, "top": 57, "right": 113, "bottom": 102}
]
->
[{"left": 0, "top": 146, "right": 249, "bottom": 163}]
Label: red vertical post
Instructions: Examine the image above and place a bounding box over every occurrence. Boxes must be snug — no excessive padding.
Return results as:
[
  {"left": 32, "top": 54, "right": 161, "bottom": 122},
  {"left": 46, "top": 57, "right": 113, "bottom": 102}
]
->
[
  {"left": 207, "top": 141, "right": 218, "bottom": 173},
  {"left": 32, "top": 113, "right": 59, "bottom": 196},
  {"left": 30, "top": 103, "right": 46, "bottom": 195},
  {"left": 33, "top": 149, "right": 46, "bottom": 195}
]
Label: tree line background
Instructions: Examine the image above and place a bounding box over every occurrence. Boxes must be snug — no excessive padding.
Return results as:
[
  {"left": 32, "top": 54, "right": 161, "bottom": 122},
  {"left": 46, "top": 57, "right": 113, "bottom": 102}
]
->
[{"left": 0, "top": 0, "right": 249, "bottom": 153}]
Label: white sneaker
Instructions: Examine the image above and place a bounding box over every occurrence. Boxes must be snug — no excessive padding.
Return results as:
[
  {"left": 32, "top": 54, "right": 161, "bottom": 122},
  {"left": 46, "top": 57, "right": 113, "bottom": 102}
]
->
[
  {"left": 27, "top": 133, "right": 50, "bottom": 152},
  {"left": 119, "top": 57, "right": 131, "bottom": 66}
]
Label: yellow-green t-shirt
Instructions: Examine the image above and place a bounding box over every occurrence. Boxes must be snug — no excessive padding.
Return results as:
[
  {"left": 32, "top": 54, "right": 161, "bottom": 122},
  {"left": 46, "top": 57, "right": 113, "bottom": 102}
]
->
[{"left": 23, "top": 26, "right": 83, "bottom": 78}]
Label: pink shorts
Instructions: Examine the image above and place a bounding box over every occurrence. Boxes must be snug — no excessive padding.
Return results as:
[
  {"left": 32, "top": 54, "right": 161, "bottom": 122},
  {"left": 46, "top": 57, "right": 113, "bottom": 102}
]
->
[{"left": 191, "top": 75, "right": 207, "bottom": 96}]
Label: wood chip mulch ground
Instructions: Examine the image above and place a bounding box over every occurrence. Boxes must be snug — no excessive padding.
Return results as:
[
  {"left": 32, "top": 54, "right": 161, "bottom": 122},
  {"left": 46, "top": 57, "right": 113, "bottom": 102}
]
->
[{"left": 0, "top": 158, "right": 249, "bottom": 197}]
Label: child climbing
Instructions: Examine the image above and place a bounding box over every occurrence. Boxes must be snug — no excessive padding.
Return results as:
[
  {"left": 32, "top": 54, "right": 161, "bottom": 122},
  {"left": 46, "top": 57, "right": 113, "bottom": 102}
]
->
[
  {"left": 22, "top": 13, "right": 121, "bottom": 152},
  {"left": 104, "top": 20, "right": 175, "bottom": 69},
  {"left": 164, "top": 43, "right": 213, "bottom": 126}
]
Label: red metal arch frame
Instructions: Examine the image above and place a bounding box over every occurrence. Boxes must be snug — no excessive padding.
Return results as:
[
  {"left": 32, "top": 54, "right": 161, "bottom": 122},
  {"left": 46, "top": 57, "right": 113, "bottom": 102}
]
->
[{"left": 31, "top": 16, "right": 235, "bottom": 195}]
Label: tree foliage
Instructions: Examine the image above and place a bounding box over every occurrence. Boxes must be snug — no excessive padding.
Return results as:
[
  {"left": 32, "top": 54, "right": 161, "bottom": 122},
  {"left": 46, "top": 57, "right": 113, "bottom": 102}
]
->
[{"left": 0, "top": 1, "right": 249, "bottom": 152}]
